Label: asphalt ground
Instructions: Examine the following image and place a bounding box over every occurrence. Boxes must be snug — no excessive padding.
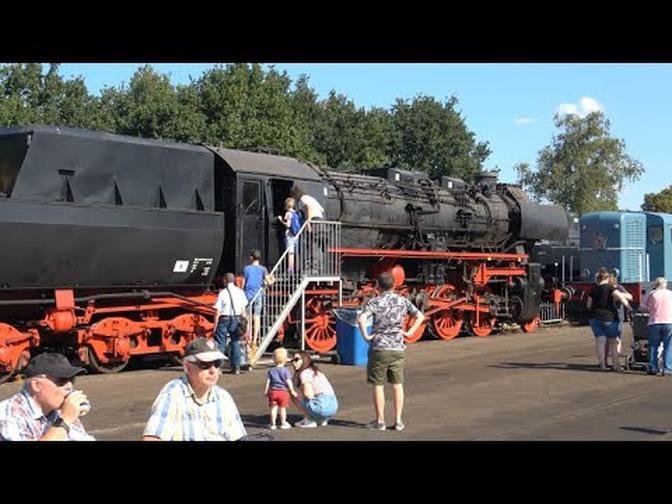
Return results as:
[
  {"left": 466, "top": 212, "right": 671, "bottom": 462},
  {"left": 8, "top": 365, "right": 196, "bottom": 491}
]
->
[{"left": 2, "top": 322, "right": 671, "bottom": 441}]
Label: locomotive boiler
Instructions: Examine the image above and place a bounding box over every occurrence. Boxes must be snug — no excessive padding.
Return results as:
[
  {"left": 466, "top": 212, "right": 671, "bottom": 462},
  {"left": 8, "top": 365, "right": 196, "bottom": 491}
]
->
[{"left": 325, "top": 168, "right": 568, "bottom": 254}]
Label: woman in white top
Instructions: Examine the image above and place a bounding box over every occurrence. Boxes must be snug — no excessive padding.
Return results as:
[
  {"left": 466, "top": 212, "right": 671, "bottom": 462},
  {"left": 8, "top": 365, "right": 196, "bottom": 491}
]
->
[
  {"left": 290, "top": 186, "right": 327, "bottom": 273},
  {"left": 290, "top": 351, "right": 338, "bottom": 428}
]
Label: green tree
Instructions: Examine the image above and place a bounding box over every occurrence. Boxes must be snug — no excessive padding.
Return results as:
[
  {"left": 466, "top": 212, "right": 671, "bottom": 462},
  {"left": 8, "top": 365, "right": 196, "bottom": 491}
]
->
[
  {"left": 357, "top": 107, "right": 393, "bottom": 169},
  {"left": 0, "top": 63, "right": 43, "bottom": 125},
  {"left": 289, "top": 74, "right": 327, "bottom": 165},
  {"left": 389, "top": 95, "right": 490, "bottom": 182},
  {"left": 642, "top": 186, "right": 672, "bottom": 212},
  {"left": 516, "top": 111, "right": 644, "bottom": 214},
  {"left": 313, "top": 91, "right": 364, "bottom": 170},
  {"left": 193, "top": 64, "right": 311, "bottom": 158},
  {"left": 167, "top": 83, "right": 208, "bottom": 143},
  {"left": 310, "top": 91, "right": 393, "bottom": 170},
  {"left": 108, "top": 65, "right": 181, "bottom": 139},
  {"left": 0, "top": 63, "right": 97, "bottom": 128}
]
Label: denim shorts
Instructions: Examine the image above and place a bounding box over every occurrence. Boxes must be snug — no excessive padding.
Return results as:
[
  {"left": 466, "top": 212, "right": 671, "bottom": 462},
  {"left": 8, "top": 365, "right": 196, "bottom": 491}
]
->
[
  {"left": 284, "top": 235, "right": 296, "bottom": 253},
  {"left": 302, "top": 394, "right": 338, "bottom": 421},
  {"left": 589, "top": 318, "right": 621, "bottom": 339},
  {"left": 249, "top": 295, "right": 264, "bottom": 316}
]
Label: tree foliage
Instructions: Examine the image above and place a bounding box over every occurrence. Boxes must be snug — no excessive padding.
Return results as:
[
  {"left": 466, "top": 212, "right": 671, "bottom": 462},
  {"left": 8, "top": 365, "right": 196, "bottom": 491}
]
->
[
  {"left": 390, "top": 95, "right": 490, "bottom": 182},
  {"left": 0, "top": 63, "right": 96, "bottom": 128},
  {"left": 311, "top": 91, "right": 393, "bottom": 170},
  {"left": 516, "top": 112, "right": 644, "bottom": 214},
  {"left": 642, "top": 186, "right": 672, "bottom": 213},
  {"left": 192, "top": 64, "right": 308, "bottom": 158}
]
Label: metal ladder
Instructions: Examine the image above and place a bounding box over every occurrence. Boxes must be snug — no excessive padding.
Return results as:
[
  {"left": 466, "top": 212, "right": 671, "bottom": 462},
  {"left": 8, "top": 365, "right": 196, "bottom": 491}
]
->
[{"left": 247, "top": 220, "right": 342, "bottom": 365}]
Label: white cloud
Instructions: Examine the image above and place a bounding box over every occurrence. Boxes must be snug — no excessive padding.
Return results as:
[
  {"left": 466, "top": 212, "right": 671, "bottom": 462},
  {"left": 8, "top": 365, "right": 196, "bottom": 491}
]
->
[
  {"left": 556, "top": 96, "right": 604, "bottom": 118},
  {"left": 514, "top": 116, "right": 535, "bottom": 125},
  {"left": 579, "top": 97, "right": 603, "bottom": 114}
]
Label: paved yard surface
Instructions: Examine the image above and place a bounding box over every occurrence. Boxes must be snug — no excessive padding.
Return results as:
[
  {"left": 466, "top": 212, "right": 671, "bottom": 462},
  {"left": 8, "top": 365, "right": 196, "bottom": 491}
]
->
[{"left": 2, "top": 323, "right": 670, "bottom": 441}]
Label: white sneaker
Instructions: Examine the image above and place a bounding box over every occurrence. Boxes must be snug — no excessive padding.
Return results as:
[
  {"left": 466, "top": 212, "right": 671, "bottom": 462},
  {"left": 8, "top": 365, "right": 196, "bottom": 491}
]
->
[
  {"left": 280, "top": 422, "right": 292, "bottom": 430},
  {"left": 320, "top": 419, "right": 328, "bottom": 427},
  {"left": 295, "top": 419, "right": 318, "bottom": 428},
  {"left": 367, "top": 420, "right": 386, "bottom": 431},
  {"left": 269, "top": 424, "right": 277, "bottom": 430}
]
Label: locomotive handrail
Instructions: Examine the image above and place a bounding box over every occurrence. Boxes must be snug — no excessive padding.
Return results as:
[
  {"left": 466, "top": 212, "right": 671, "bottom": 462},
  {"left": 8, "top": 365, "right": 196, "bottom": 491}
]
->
[
  {"left": 578, "top": 246, "right": 645, "bottom": 251},
  {"left": 246, "top": 219, "right": 342, "bottom": 364}
]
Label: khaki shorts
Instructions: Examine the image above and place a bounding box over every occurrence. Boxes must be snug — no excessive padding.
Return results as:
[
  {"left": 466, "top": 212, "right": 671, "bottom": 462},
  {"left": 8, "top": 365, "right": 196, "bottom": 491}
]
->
[{"left": 367, "top": 350, "right": 404, "bottom": 385}]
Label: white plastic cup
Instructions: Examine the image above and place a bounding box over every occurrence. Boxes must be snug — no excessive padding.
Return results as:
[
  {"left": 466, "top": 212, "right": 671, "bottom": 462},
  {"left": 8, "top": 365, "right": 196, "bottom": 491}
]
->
[{"left": 68, "top": 390, "right": 91, "bottom": 416}]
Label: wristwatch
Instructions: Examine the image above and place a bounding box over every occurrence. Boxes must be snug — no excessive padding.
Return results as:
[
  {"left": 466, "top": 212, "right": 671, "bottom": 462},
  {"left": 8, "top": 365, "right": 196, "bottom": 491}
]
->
[{"left": 52, "top": 416, "right": 71, "bottom": 435}]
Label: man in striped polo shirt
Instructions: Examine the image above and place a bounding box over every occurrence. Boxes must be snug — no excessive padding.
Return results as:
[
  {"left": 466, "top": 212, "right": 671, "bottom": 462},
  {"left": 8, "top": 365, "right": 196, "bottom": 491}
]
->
[{"left": 142, "top": 338, "right": 247, "bottom": 441}]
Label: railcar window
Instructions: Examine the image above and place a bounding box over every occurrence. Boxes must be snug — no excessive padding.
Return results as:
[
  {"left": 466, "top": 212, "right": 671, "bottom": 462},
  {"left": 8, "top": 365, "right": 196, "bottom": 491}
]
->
[
  {"left": 0, "top": 134, "right": 29, "bottom": 197},
  {"left": 242, "top": 181, "right": 260, "bottom": 215},
  {"left": 648, "top": 225, "right": 663, "bottom": 245}
]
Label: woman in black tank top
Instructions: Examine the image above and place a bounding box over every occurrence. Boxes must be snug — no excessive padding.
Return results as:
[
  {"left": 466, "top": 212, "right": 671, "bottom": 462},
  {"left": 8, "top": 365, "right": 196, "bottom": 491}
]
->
[{"left": 586, "top": 269, "right": 631, "bottom": 371}]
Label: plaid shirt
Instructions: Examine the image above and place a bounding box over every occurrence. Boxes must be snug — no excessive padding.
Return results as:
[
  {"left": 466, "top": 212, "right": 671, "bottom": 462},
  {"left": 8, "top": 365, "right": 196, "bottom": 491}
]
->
[
  {"left": 143, "top": 376, "right": 247, "bottom": 441},
  {"left": 0, "top": 390, "right": 94, "bottom": 441}
]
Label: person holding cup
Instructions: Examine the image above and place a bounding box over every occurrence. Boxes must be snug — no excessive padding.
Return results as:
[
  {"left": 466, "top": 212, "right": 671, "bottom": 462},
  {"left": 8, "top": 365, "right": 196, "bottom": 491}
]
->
[{"left": 0, "top": 353, "right": 94, "bottom": 441}]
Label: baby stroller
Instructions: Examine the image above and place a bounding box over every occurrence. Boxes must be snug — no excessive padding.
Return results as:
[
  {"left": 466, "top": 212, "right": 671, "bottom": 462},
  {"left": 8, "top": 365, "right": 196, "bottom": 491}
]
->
[{"left": 625, "top": 312, "right": 661, "bottom": 371}]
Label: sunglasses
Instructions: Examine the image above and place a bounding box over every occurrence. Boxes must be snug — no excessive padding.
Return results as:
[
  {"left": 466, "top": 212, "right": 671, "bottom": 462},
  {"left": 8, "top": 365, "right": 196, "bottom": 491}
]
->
[
  {"left": 47, "top": 376, "right": 75, "bottom": 387},
  {"left": 192, "top": 360, "right": 223, "bottom": 370},
  {"left": 291, "top": 357, "right": 302, "bottom": 363}
]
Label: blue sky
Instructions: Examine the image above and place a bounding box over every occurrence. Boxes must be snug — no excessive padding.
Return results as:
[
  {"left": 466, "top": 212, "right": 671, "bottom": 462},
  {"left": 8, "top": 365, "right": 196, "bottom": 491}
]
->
[{"left": 57, "top": 63, "right": 672, "bottom": 211}]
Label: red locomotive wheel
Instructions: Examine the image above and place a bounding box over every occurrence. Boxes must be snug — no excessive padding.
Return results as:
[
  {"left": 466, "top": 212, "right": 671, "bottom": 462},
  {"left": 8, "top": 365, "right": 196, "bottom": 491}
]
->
[
  {"left": 304, "top": 299, "right": 337, "bottom": 353},
  {"left": 521, "top": 316, "right": 540, "bottom": 333},
  {"left": 429, "top": 285, "right": 463, "bottom": 340},
  {"left": 432, "top": 312, "right": 463, "bottom": 341},
  {"left": 403, "top": 316, "right": 427, "bottom": 343},
  {"left": 86, "top": 346, "right": 130, "bottom": 374},
  {"left": 470, "top": 314, "right": 495, "bottom": 337}
]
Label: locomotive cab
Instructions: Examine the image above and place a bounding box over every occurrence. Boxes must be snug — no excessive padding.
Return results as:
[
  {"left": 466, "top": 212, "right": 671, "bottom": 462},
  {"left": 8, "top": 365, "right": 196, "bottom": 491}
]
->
[{"left": 209, "top": 147, "right": 327, "bottom": 275}]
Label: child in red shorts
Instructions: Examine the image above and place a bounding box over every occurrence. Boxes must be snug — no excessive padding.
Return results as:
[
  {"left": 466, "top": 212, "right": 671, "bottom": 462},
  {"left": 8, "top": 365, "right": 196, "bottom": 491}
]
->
[{"left": 264, "top": 347, "right": 298, "bottom": 430}]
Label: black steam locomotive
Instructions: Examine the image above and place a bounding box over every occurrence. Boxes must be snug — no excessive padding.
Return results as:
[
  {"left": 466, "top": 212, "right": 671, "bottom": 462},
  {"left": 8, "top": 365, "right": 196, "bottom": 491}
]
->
[{"left": 0, "top": 125, "right": 569, "bottom": 379}]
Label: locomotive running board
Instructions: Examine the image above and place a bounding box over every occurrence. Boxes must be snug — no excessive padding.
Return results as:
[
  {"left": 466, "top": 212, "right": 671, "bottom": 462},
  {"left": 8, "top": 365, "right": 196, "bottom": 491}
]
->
[{"left": 332, "top": 247, "right": 528, "bottom": 261}]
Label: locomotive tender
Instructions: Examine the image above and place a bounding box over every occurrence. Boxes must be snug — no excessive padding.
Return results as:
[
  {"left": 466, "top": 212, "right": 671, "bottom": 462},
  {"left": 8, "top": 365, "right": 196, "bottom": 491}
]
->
[{"left": 0, "top": 125, "right": 569, "bottom": 379}]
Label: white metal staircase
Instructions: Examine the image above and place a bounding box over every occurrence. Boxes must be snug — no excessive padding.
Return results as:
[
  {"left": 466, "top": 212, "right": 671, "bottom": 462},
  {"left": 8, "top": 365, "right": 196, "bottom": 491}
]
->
[{"left": 246, "top": 220, "right": 342, "bottom": 365}]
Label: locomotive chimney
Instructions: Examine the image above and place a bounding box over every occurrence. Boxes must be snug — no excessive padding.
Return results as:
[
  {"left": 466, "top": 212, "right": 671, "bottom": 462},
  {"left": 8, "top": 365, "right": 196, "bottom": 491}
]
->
[
  {"left": 476, "top": 171, "right": 498, "bottom": 186},
  {"left": 476, "top": 171, "right": 498, "bottom": 196}
]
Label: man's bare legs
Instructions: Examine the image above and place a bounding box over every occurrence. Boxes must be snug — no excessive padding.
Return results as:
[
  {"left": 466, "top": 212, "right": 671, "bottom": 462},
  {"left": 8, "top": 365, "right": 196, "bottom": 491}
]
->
[
  {"left": 373, "top": 385, "right": 385, "bottom": 424},
  {"left": 253, "top": 315, "right": 261, "bottom": 345},
  {"left": 392, "top": 383, "right": 404, "bottom": 424}
]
